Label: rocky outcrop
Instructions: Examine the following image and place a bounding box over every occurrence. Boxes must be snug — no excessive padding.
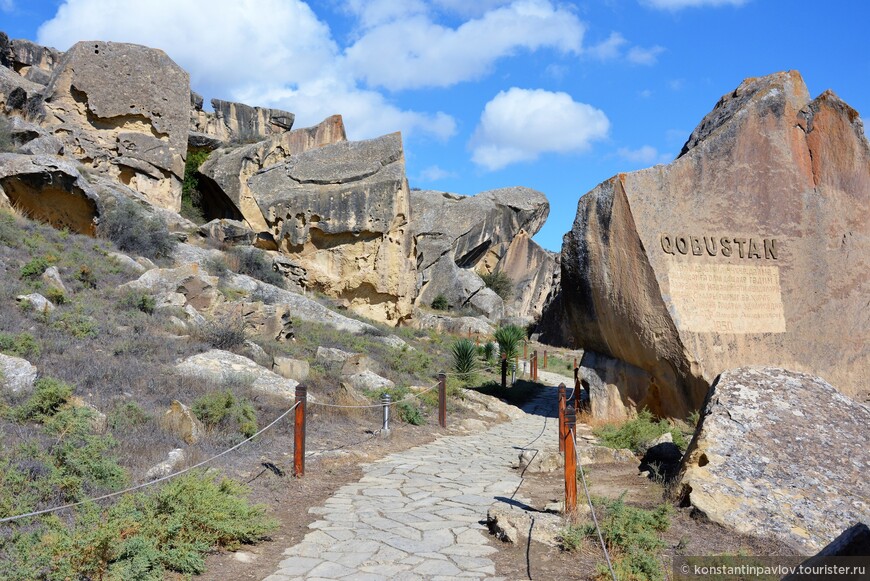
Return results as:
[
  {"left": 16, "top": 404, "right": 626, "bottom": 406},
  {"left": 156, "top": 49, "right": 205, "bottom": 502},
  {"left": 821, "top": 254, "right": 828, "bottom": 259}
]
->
[
  {"left": 0, "top": 154, "right": 99, "bottom": 234},
  {"left": 160, "top": 400, "right": 203, "bottom": 445},
  {"left": 0, "top": 33, "right": 60, "bottom": 85},
  {"left": 176, "top": 349, "right": 298, "bottom": 401},
  {"left": 39, "top": 41, "right": 190, "bottom": 211},
  {"left": 677, "top": 367, "right": 870, "bottom": 554},
  {"left": 550, "top": 71, "right": 870, "bottom": 417},
  {"left": 120, "top": 263, "right": 221, "bottom": 311},
  {"left": 497, "top": 230, "right": 560, "bottom": 324},
  {"left": 410, "top": 311, "right": 495, "bottom": 338},
  {"left": 0, "top": 65, "right": 43, "bottom": 115},
  {"left": 0, "top": 353, "right": 37, "bottom": 393},
  {"left": 190, "top": 94, "right": 295, "bottom": 145},
  {"left": 411, "top": 187, "right": 549, "bottom": 320},
  {"left": 249, "top": 132, "right": 416, "bottom": 324},
  {"left": 197, "top": 115, "right": 346, "bottom": 230}
]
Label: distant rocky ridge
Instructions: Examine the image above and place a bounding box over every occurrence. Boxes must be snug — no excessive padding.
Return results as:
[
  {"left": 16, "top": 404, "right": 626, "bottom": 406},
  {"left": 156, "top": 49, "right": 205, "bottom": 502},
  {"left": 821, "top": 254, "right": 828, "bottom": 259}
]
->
[
  {"left": 0, "top": 32, "right": 555, "bottom": 327},
  {"left": 543, "top": 70, "right": 870, "bottom": 418}
]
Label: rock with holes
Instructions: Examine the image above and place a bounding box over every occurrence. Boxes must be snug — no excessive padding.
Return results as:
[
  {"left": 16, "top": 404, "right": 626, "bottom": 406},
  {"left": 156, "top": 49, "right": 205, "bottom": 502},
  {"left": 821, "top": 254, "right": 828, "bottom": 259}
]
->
[
  {"left": 410, "top": 187, "right": 549, "bottom": 320},
  {"left": 0, "top": 65, "right": 43, "bottom": 115},
  {"left": 160, "top": 400, "right": 204, "bottom": 445},
  {"left": 247, "top": 131, "right": 416, "bottom": 325},
  {"left": 543, "top": 71, "right": 870, "bottom": 417},
  {"left": 0, "top": 353, "right": 37, "bottom": 394},
  {"left": 198, "top": 115, "right": 346, "bottom": 232},
  {"left": 38, "top": 40, "right": 190, "bottom": 211},
  {"left": 677, "top": 367, "right": 870, "bottom": 554},
  {"left": 176, "top": 349, "right": 298, "bottom": 401}
]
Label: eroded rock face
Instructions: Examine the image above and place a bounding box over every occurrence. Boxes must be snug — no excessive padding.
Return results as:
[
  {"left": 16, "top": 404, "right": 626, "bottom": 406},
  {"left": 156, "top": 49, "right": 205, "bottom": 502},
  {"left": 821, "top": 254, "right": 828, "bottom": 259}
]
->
[
  {"left": 249, "top": 132, "right": 416, "bottom": 324},
  {"left": 176, "top": 349, "right": 298, "bottom": 401},
  {"left": 198, "top": 115, "right": 346, "bottom": 230},
  {"left": 39, "top": 41, "right": 190, "bottom": 211},
  {"left": 552, "top": 71, "right": 870, "bottom": 417},
  {"left": 678, "top": 367, "right": 870, "bottom": 554},
  {"left": 0, "top": 33, "right": 61, "bottom": 85},
  {"left": 190, "top": 95, "right": 295, "bottom": 145},
  {"left": 497, "top": 230, "right": 560, "bottom": 324},
  {"left": 411, "top": 187, "right": 549, "bottom": 319}
]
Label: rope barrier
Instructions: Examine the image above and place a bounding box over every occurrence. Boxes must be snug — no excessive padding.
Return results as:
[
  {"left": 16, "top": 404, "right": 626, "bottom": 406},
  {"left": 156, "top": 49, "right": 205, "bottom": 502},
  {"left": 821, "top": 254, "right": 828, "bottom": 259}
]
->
[
  {"left": 0, "top": 401, "right": 301, "bottom": 525},
  {"left": 569, "top": 426, "right": 617, "bottom": 581}
]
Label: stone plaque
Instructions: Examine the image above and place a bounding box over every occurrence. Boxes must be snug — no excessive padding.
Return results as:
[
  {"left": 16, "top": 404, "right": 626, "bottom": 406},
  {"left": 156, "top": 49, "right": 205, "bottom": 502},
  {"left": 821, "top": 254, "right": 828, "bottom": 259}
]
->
[{"left": 667, "top": 262, "right": 786, "bottom": 334}]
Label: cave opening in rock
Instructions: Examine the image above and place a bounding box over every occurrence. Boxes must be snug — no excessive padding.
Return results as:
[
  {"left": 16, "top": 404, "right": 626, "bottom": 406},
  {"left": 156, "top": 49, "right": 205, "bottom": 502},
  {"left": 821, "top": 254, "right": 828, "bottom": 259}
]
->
[
  {"left": 1, "top": 173, "right": 98, "bottom": 235},
  {"left": 192, "top": 170, "right": 244, "bottom": 223}
]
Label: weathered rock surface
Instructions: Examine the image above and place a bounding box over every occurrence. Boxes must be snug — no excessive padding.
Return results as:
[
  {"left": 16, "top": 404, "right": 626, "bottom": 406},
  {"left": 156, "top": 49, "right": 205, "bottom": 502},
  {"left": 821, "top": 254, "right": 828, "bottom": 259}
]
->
[
  {"left": 498, "top": 230, "right": 560, "bottom": 324},
  {"left": 516, "top": 449, "right": 563, "bottom": 473},
  {"left": 0, "top": 33, "right": 60, "bottom": 85},
  {"left": 273, "top": 356, "right": 309, "bottom": 382},
  {"left": 0, "top": 353, "right": 37, "bottom": 393},
  {"left": 120, "top": 263, "right": 221, "bottom": 311},
  {"left": 316, "top": 346, "right": 354, "bottom": 365},
  {"left": 411, "top": 187, "right": 549, "bottom": 319},
  {"left": 410, "top": 311, "right": 495, "bottom": 338},
  {"left": 486, "top": 505, "right": 564, "bottom": 546},
  {"left": 249, "top": 132, "right": 416, "bottom": 324},
  {"left": 0, "top": 65, "right": 43, "bottom": 115},
  {"left": 16, "top": 292, "right": 55, "bottom": 313},
  {"left": 39, "top": 41, "right": 190, "bottom": 211},
  {"left": 678, "top": 367, "right": 870, "bottom": 554},
  {"left": 197, "top": 115, "right": 346, "bottom": 230},
  {"left": 176, "top": 349, "right": 298, "bottom": 400},
  {"left": 341, "top": 370, "right": 394, "bottom": 392},
  {"left": 197, "top": 218, "right": 255, "bottom": 245},
  {"left": 0, "top": 154, "right": 99, "bottom": 234},
  {"left": 550, "top": 71, "right": 870, "bottom": 417},
  {"left": 190, "top": 95, "right": 295, "bottom": 146},
  {"left": 144, "top": 448, "right": 185, "bottom": 480},
  {"left": 160, "top": 400, "right": 203, "bottom": 445}
]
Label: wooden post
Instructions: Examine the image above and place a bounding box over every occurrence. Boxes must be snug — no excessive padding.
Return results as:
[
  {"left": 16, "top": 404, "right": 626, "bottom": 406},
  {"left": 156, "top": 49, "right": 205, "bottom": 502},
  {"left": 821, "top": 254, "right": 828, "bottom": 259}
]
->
[
  {"left": 543, "top": 350, "right": 548, "bottom": 369},
  {"left": 523, "top": 340, "right": 528, "bottom": 360},
  {"left": 438, "top": 373, "right": 447, "bottom": 428},
  {"left": 558, "top": 383, "right": 566, "bottom": 452},
  {"left": 501, "top": 353, "right": 507, "bottom": 389},
  {"left": 533, "top": 350, "right": 538, "bottom": 381},
  {"left": 564, "top": 405, "right": 578, "bottom": 513},
  {"left": 573, "top": 357, "right": 578, "bottom": 381},
  {"left": 294, "top": 384, "right": 307, "bottom": 478}
]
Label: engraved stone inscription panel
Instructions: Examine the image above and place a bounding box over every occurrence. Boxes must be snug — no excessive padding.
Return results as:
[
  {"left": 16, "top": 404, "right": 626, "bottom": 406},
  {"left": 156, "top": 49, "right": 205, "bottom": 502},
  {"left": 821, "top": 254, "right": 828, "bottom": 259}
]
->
[{"left": 667, "top": 263, "right": 786, "bottom": 334}]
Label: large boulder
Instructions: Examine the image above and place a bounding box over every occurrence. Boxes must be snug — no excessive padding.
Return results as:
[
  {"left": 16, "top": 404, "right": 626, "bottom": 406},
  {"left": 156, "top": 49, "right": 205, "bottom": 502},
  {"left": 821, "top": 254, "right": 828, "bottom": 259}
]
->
[
  {"left": 0, "top": 33, "right": 61, "bottom": 85},
  {"left": 550, "top": 71, "right": 870, "bottom": 417},
  {"left": 677, "top": 367, "right": 870, "bottom": 554},
  {"left": 176, "top": 349, "right": 298, "bottom": 401},
  {"left": 411, "top": 187, "right": 549, "bottom": 319},
  {"left": 197, "top": 115, "right": 346, "bottom": 230},
  {"left": 248, "top": 132, "right": 416, "bottom": 325},
  {"left": 0, "top": 353, "right": 37, "bottom": 394},
  {"left": 190, "top": 95, "right": 295, "bottom": 146},
  {"left": 497, "top": 229, "right": 560, "bottom": 324},
  {"left": 39, "top": 41, "right": 190, "bottom": 211}
]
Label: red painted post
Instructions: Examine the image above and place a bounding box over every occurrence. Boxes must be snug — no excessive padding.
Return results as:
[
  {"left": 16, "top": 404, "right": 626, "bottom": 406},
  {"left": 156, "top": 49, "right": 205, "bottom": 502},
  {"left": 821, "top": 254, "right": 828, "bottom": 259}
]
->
[
  {"left": 564, "top": 405, "right": 578, "bottom": 513},
  {"left": 543, "top": 350, "right": 548, "bottom": 369},
  {"left": 438, "top": 372, "right": 447, "bottom": 428},
  {"left": 523, "top": 340, "right": 528, "bottom": 360},
  {"left": 294, "top": 384, "right": 307, "bottom": 478},
  {"left": 501, "top": 352, "right": 507, "bottom": 389},
  {"left": 558, "top": 383, "right": 566, "bottom": 452},
  {"left": 533, "top": 350, "right": 538, "bottom": 381}
]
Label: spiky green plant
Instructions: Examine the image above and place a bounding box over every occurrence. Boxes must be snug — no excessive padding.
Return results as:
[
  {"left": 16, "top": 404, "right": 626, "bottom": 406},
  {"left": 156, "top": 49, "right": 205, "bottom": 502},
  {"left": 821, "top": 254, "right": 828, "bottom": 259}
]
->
[
  {"left": 451, "top": 338, "right": 478, "bottom": 384},
  {"left": 482, "top": 341, "right": 496, "bottom": 364},
  {"left": 494, "top": 324, "right": 525, "bottom": 369}
]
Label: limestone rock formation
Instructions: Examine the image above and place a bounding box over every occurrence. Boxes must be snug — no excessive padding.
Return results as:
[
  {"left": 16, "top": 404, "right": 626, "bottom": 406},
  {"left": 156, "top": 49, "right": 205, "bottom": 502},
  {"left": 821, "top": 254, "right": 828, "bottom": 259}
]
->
[
  {"left": 248, "top": 132, "right": 416, "bottom": 324},
  {"left": 411, "top": 311, "right": 495, "bottom": 338},
  {"left": 39, "top": 41, "right": 190, "bottom": 211},
  {"left": 197, "top": 115, "right": 346, "bottom": 231},
  {"left": 411, "top": 187, "right": 549, "bottom": 320},
  {"left": 497, "top": 230, "right": 560, "bottom": 324},
  {"left": 0, "top": 33, "right": 60, "bottom": 85},
  {"left": 0, "top": 353, "right": 37, "bottom": 393},
  {"left": 190, "top": 94, "right": 295, "bottom": 145},
  {"left": 176, "top": 349, "right": 298, "bottom": 401},
  {"left": 677, "top": 367, "right": 870, "bottom": 554},
  {"left": 161, "top": 400, "right": 204, "bottom": 445},
  {"left": 550, "top": 71, "right": 870, "bottom": 417}
]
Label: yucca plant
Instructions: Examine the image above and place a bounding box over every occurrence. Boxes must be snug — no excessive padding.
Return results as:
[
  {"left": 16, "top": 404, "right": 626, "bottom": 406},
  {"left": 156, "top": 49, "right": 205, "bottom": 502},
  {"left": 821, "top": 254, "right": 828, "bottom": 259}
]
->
[
  {"left": 451, "top": 338, "right": 478, "bottom": 385},
  {"left": 494, "top": 324, "right": 525, "bottom": 368},
  {"left": 482, "top": 341, "right": 496, "bottom": 364}
]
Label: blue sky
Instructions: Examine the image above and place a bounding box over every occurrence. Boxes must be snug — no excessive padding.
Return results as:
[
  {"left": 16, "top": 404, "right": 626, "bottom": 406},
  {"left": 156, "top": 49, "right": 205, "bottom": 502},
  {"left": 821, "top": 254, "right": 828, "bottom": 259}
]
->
[{"left": 2, "top": 0, "right": 868, "bottom": 251}]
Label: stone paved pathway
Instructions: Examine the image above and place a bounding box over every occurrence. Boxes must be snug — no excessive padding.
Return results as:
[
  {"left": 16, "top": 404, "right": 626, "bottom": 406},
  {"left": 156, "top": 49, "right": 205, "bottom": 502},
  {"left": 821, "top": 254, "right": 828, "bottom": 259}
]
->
[{"left": 265, "top": 380, "right": 571, "bottom": 581}]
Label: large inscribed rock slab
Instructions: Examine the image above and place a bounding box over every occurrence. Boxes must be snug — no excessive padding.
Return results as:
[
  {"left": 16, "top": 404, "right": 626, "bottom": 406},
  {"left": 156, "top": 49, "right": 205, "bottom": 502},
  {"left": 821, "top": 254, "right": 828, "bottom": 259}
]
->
[{"left": 551, "top": 71, "right": 870, "bottom": 417}]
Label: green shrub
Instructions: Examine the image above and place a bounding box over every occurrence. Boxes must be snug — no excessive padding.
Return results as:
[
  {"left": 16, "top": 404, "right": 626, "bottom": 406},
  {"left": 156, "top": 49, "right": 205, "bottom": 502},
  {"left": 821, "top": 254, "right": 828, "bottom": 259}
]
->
[
  {"left": 52, "top": 309, "right": 98, "bottom": 338},
  {"left": 397, "top": 401, "right": 424, "bottom": 425},
  {"left": 15, "top": 377, "right": 73, "bottom": 420},
  {"left": 0, "top": 331, "right": 41, "bottom": 358},
  {"left": 230, "top": 247, "right": 284, "bottom": 288},
  {"left": 431, "top": 294, "right": 449, "bottom": 311},
  {"left": 98, "top": 198, "right": 176, "bottom": 260},
  {"left": 45, "top": 286, "right": 67, "bottom": 305},
  {"left": 19, "top": 257, "right": 49, "bottom": 279},
  {"left": 108, "top": 401, "right": 152, "bottom": 430},
  {"left": 451, "top": 338, "right": 478, "bottom": 384},
  {"left": 383, "top": 346, "right": 432, "bottom": 381},
  {"left": 0, "top": 209, "right": 19, "bottom": 246},
  {"left": 181, "top": 149, "right": 210, "bottom": 224},
  {"left": 76, "top": 264, "right": 98, "bottom": 288},
  {"left": 480, "top": 270, "right": 513, "bottom": 301},
  {"left": 482, "top": 341, "right": 496, "bottom": 363},
  {"left": 192, "top": 390, "right": 258, "bottom": 438},
  {"left": 122, "top": 290, "right": 156, "bottom": 314},
  {"left": 594, "top": 409, "right": 688, "bottom": 454},
  {"left": 195, "top": 312, "right": 247, "bottom": 349}
]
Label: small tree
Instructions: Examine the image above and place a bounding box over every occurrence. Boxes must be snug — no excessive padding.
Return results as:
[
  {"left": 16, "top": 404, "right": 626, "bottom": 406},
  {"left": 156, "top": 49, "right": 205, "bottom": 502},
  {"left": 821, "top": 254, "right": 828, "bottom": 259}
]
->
[{"left": 480, "top": 270, "right": 513, "bottom": 301}]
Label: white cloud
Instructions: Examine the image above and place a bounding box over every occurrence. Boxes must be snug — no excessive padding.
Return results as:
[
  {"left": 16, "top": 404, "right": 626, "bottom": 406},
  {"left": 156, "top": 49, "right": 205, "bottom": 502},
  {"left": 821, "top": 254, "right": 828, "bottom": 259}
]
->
[
  {"left": 627, "top": 45, "right": 665, "bottom": 65},
  {"left": 617, "top": 145, "right": 671, "bottom": 165},
  {"left": 36, "top": 0, "right": 455, "bottom": 141},
  {"left": 344, "top": 0, "right": 584, "bottom": 90},
  {"left": 470, "top": 88, "right": 609, "bottom": 170},
  {"left": 418, "top": 165, "right": 456, "bottom": 181},
  {"left": 639, "top": 89, "right": 653, "bottom": 98},
  {"left": 586, "top": 32, "right": 627, "bottom": 61},
  {"left": 641, "top": 0, "right": 748, "bottom": 9},
  {"left": 1, "top": 0, "right": 14, "bottom": 13}
]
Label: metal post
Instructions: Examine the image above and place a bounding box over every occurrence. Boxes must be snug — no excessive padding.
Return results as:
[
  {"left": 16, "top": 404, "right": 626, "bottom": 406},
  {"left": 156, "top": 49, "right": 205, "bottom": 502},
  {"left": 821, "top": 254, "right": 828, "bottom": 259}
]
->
[
  {"left": 438, "top": 373, "right": 447, "bottom": 428},
  {"left": 558, "top": 383, "right": 566, "bottom": 452},
  {"left": 294, "top": 384, "right": 307, "bottom": 478},
  {"left": 381, "top": 393, "right": 391, "bottom": 436},
  {"left": 564, "top": 405, "right": 578, "bottom": 513},
  {"left": 501, "top": 353, "right": 507, "bottom": 389}
]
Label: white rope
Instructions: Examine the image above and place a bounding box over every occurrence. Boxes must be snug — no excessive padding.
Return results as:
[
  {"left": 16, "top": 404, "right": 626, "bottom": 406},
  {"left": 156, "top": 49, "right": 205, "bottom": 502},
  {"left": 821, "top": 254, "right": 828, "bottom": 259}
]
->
[
  {"left": 0, "top": 401, "right": 301, "bottom": 525},
  {"left": 308, "top": 382, "right": 439, "bottom": 409},
  {"left": 569, "top": 426, "right": 617, "bottom": 581}
]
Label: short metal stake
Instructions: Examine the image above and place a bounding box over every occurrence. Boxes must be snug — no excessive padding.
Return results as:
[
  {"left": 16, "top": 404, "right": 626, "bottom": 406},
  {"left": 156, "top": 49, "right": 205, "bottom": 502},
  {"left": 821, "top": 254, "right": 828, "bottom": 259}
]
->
[{"left": 381, "top": 392, "right": 391, "bottom": 436}]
